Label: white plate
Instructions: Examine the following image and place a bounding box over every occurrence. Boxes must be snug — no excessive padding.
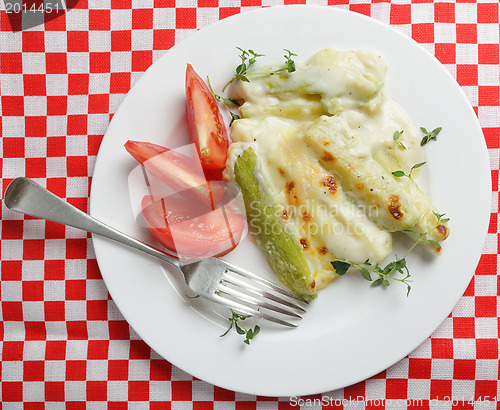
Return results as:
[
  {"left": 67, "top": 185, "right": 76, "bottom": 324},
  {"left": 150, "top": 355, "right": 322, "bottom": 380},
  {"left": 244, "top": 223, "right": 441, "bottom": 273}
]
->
[{"left": 90, "top": 5, "right": 490, "bottom": 397}]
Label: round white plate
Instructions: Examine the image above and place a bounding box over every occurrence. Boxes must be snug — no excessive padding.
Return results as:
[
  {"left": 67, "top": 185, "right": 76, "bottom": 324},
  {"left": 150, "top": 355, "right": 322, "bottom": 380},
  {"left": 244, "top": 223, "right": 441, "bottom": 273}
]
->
[{"left": 90, "top": 5, "right": 490, "bottom": 397}]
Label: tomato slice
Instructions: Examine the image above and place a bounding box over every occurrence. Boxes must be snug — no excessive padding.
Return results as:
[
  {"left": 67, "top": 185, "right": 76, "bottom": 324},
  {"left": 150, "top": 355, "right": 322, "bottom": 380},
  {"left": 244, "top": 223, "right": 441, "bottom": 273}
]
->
[
  {"left": 185, "top": 64, "right": 229, "bottom": 170},
  {"left": 141, "top": 195, "right": 245, "bottom": 260}
]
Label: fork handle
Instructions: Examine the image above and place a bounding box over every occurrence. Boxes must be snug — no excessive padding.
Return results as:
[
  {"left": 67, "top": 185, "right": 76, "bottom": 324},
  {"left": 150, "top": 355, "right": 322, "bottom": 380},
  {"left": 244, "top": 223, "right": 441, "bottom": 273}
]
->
[{"left": 4, "top": 177, "right": 180, "bottom": 269}]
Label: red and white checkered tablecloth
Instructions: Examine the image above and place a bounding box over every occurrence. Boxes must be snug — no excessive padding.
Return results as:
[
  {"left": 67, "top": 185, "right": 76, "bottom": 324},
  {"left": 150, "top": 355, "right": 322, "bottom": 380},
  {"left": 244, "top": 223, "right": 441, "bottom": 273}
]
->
[{"left": 1, "top": 0, "right": 499, "bottom": 408}]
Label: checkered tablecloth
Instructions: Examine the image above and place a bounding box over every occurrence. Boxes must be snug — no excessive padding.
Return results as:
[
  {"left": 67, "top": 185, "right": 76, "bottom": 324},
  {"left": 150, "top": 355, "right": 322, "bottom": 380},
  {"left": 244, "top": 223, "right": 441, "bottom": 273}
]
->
[{"left": 1, "top": 0, "right": 499, "bottom": 408}]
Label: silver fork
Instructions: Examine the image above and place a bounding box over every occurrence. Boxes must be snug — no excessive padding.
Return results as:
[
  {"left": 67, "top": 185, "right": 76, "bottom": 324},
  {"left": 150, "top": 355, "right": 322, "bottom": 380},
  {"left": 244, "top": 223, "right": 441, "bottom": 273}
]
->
[{"left": 4, "top": 177, "right": 307, "bottom": 327}]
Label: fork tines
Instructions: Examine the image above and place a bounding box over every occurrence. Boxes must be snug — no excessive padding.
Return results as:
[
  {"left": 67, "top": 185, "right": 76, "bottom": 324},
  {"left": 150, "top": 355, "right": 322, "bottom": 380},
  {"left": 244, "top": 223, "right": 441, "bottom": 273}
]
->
[{"left": 215, "top": 263, "right": 309, "bottom": 327}]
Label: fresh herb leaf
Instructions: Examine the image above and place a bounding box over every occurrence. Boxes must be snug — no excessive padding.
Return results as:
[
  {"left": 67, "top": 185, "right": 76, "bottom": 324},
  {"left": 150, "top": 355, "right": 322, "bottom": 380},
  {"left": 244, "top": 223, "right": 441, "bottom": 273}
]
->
[
  {"left": 359, "top": 266, "right": 372, "bottom": 281},
  {"left": 220, "top": 309, "right": 260, "bottom": 345},
  {"left": 392, "top": 162, "right": 426, "bottom": 183},
  {"left": 393, "top": 130, "right": 406, "bottom": 149},
  {"left": 420, "top": 126, "right": 442, "bottom": 146},
  {"left": 391, "top": 170, "right": 406, "bottom": 178},
  {"left": 222, "top": 48, "right": 297, "bottom": 92},
  {"left": 330, "top": 260, "right": 351, "bottom": 275},
  {"left": 433, "top": 211, "right": 450, "bottom": 225},
  {"left": 411, "top": 162, "right": 426, "bottom": 172}
]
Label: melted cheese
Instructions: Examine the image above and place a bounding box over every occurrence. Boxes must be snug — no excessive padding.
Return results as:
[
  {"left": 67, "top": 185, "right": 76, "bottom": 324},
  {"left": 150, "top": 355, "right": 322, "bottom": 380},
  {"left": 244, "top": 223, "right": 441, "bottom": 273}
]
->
[{"left": 225, "top": 48, "right": 443, "bottom": 292}]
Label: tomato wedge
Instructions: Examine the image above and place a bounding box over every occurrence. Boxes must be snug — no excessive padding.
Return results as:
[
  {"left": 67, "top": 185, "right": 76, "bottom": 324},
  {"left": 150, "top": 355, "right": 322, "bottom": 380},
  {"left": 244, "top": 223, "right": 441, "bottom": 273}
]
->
[
  {"left": 125, "top": 139, "right": 231, "bottom": 207},
  {"left": 124, "top": 140, "right": 214, "bottom": 203},
  {"left": 141, "top": 195, "right": 245, "bottom": 260},
  {"left": 185, "top": 64, "right": 229, "bottom": 170}
]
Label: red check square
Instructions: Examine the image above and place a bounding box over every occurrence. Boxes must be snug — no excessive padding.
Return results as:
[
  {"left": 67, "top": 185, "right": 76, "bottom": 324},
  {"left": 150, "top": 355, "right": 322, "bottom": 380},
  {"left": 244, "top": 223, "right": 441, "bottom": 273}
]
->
[
  {"left": 110, "top": 72, "right": 131, "bottom": 93},
  {"left": 2, "top": 220, "right": 24, "bottom": 239},
  {"left": 3, "top": 137, "right": 25, "bottom": 157},
  {"left": 176, "top": 8, "right": 196, "bottom": 29},
  {"left": 67, "top": 115, "right": 88, "bottom": 135},
  {"left": 386, "top": 379, "right": 408, "bottom": 399},
  {"left": 23, "top": 360, "right": 45, "bottom": 382},
  {"left": 65, "top": 279, "right": 86, "bottom": 300},
  {"left": 453, "top": 359, "right": 476, "bottom": 380},
  {"left": 128, "top": 381, "right": 150, "bottom": 402},
  {"left": 153, "top": 29, "right": 175, "bottom": 50},
  {"left": 2, "top": 96, "right": 24, "bottom": 116},
  {"left": 475, "top": 296, "right": 497, "bottom": 317},
  {"left": 476, "top": 339, "right": 498, "bottom": 359},
  {"left": 477, "top": 3, "right": 499, "bottom": 24},
  {"left": 86, "top": 300, "right": 108, "bottom": 320},
  {"left": 408, "top": 358, "right": 432, "bottom": 379},
  {"left": 45, "top": 340, "right": 67, "bottom": 360},
  {"left": 46, "top": 53, "right": 68, "bottom": 74},
  {"left": 171, "top": 380, "right": 192, "bottom": 401},
  {"left": 430, "top": 379, "right": 452, "bottom": 400},
  {"left": 90, "top": 52, "right": 111, "bottom": 73},
  {"left": 111, "top": 30, "right": 132, "bottom": 52},
  {"left": 1, "top": 382, "right": 23, "bottom": 402},
  {"left": 44, "top": 260, "right": 65, "bottom": 281},
  {"left": 457, "top": 24, "right": 477, "bottom": 44},
  {"left": 1, "top": 260, "right": 22, "bottom": 281},
  {"left": 68, "top": 74, "right": 90, "bottom": 95},
  {"left": 132, "top": 50, "right": 152, "bottom": 72},
  {"left": 87, "top": 340, "right": 109, "bottom": 360},
  {"left": 23, "top": 239, "right": 45, "bottom": 260},
  {"left": 25, "top": 157, "right": 47, "bottom": 178},
  {"left": 3, "top": 341, "right": 24, "bottom": 360},
  {"left": 431, "top": 338, "right": 453, "bottom": 358},
  {"left": 435, "top": 3, "right": 455, "bottom": 23},
  {"left": 66, "top": 360, "right": 87, "bottom": 381},
  {"left": 89, "top": 9, "right": 110, "bottom": 30},
  {"left": 25, "top": 116, "right": 47, "bottom": 138},
  {"left": 44, "top": 301, "right": 65, "bottom": 321},
  {"left": 2, "top": 301, "right": 24, "bottom": 321},
  {"left": 24, "top": 74, "right": 47, "bottom": 96},
  {"left": 65, "top": 238, "right": 88, "bottom": 259},
  {"left": 150, "top": 360, "right": 172, "bottom": 381},
  {"left": 132, "top": 9, "right": 153, "bottom": 29},
  {"left": 1, "top": 53, "right": 23, "bottom": 73},
  {"left": 67, "top": 31, "right": 89, "bottom": 52},
  {"left": 478, "top": 44, "right": 499, "bottom": 65},
  {"left": 22, "top": 280, "right": 44, "bottom": 301},
  {"left": 109, "top": 321, "right": 130, "bottom": 340},
  {"left": 108, "top": 360, "right": 129, "bottom": 381},
  {"left": 22, "top": 31, "right": 45, "bottom": 52},
  {"left": 87, "top": 381, "right": 108, "bottom": 401},
  {"left": 45, "top": 381, "right": 65, "bottom": 402},
  {"left": 412, "top": 23, "right": 434, "bottom": 43},
  {"left": 25, "top": 321, "right": 47, "bottom": 340},
  {"left": 47, "top": 96, "right": 68, "bottom": 116}
]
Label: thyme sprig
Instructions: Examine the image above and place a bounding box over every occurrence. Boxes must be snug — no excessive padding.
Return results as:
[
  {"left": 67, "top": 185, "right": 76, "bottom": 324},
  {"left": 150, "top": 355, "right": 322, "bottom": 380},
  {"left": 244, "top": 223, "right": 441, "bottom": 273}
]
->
[
  {"left": 420, "top": 126, "right": 442, "bottom": 146},
  {"left": 391, "top": 162, "right": 426, "bottom": 183},
  {"left": 222, "top": 48, "right": 297, "bottom": 92},
  {"left": 220, "top": 309, "right": 260, "bottom": 345},
  {"left": 393, "top": 130, "right": 406, "bottom": 149},
  {"left": 433, "top": 211, "right": 450, "bottom": 226},
  {"left": 331, "top": 232, "right": 436, "bottom": 296}
]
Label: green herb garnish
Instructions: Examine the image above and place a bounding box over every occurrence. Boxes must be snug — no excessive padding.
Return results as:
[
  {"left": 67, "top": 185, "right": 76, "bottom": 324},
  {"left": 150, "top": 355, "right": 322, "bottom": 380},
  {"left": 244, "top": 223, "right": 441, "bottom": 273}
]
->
[
  {"left": 393, "top": 130, "right": 406, "bottom": 149},
  {"left": 331, "top": 232, "right": 437, "bottom": 296},
  {"left": 433, "top": 211, "right": 450, "bottom": 226},
  {"left": 222, "top": 48, "right": 297, "bottom": 92},
  {"left": 391, "top": 162, "right": 426, "bottom": 183},
  {"left": 220, "top": 309, "right": 260, "bottom": 345},
  {"left": 420, "top": 126, "right": 442, "bottom": 146}
]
